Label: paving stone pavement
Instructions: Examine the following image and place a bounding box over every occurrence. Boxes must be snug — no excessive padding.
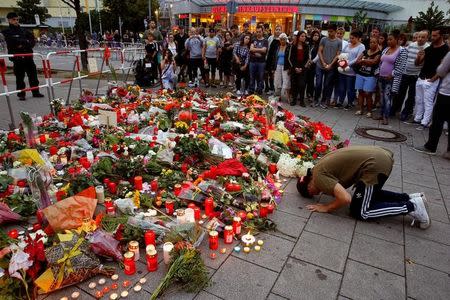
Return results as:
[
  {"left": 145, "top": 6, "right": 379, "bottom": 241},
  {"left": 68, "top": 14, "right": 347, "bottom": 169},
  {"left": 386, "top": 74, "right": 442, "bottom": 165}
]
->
[{"left": 7, "top": 88, "right": 450, "bottom": 299}]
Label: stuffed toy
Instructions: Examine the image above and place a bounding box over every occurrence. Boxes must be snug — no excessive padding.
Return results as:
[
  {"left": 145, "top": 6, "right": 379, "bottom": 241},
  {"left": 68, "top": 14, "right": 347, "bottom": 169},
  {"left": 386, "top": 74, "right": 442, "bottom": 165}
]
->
[{"left": 337, "top": 53, "right": 350, "bottom": 72}]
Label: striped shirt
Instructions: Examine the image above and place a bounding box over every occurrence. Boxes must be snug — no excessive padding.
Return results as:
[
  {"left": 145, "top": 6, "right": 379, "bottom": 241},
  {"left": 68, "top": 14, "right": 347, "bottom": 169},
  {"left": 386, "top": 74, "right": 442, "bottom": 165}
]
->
[
  {"left": 233, "top": 43, "right": 250, "bottom": 65},
  {"left": 404, "top": 42, "right": 430, "bottom": 76}
]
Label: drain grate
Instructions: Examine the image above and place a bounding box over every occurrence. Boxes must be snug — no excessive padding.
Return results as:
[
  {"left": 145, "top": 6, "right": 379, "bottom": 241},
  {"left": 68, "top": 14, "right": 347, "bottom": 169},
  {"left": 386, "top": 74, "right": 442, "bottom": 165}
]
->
[{"left": 355, "top": 127, "right": 407, "bottom": 142}]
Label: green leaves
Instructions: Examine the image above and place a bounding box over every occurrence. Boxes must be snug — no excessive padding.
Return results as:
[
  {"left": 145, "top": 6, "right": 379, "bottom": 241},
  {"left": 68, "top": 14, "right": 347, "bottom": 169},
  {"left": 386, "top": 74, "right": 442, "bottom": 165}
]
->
[{"left": 414, "top": 1, "right": 448, "bottom": 31}]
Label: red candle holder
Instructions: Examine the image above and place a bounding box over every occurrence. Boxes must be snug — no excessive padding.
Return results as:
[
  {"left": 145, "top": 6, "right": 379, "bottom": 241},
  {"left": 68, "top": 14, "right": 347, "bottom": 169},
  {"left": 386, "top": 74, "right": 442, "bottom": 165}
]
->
[
  {"left": 204, "top": 197, "right": 214, "bottom": 217},
  {"left": 232, "top": 216, "right": 242, "bottom": 235},
  {"left": 103, "top": 178, "right": 111, "bottom": 186},
  {"left": 259, "top": 203, "right": 269, "bottom": 218},
  {"left": 209, "top": 230, "right": 219, "bottom": 250},
  {"left": 173, "top": 184, "right": 182, "bottom": 196},
  {"left": 123, "top": 252, "right": 136, "bottom": 275},
  {"left": 165, "top": 200, "right": 174, "bottom": 215},
  {"left": 193, "top": 207, "right": 201, "bottom": 220},
  {"left": 49, "top": 146, "right": 58, "bottom": 156},
  {"left": 134, "top": 176, "right": 143, "bottom": 190},
  {"left": 223, "top": 226, "right": 234, "bottom": 244},
  {"left": 146, "top": 249, "right": 158, "bottom": 272},
  {"left": 32, "top": 223, "right": 42, "bottom": 231},
  {"left": 150, "top": 179, "right": 158, "bottom": 191},
  {"left": 144, "top": 230, "right": 156, "bottom": 247}
]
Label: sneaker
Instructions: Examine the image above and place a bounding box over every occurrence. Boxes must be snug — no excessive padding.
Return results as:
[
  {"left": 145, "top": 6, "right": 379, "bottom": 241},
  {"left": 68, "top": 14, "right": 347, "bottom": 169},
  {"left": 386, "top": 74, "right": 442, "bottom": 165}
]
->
[
  {"left": 344, "top": 104, "right": 352, "bottom": 110},
  {"left": 416, "top": 125, "right": 427, "bottom": 131},
  {"left": 244, "top": 90, "right": 249, "bottom": 95},
  {"left": 409, "top": 196, "right": 431, "bottom": 229},
  {"left": 266, "top": 90, "right": 274, "bottom": 95},
  {"left": 236, "top": 90, "right": 242, "bottom": 96},
  {"left": 335, "top": 103, "right": 343, "bottom": 109},
  {"left": 320, "top": 104, "right": 328, "bottom": 109},
  {"left": 409, "top": 192, "right": 424, "bottom": 199},
  {"left": 18, "top": 95, "right": 26, "bottom": 101},
  {"left": 443, "top": 151, "right": 450, "bottom": 160},
  {"left": 32, "top": 93, "right": 45, "bottom": 98},
  {"left": 188, "top": 81, "right": 195, "bottom": 87},
  {"left": 413, "top": 146, "right": 436, "bottom": 155},
  {"left": 404, "top": 119, "right": 420, "bottom": 125},
  {"left": 355, "top": 110, "right": 362, "bottom": 115},
  {"left": 366, "top": 112, "right": 372, "bottom": 118}
]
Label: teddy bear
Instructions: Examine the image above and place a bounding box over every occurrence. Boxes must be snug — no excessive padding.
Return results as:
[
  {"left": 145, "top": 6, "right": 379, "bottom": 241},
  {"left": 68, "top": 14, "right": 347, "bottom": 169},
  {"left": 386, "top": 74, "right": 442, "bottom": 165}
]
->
[{"left": 337, "top": 53, "right": 350, "bottom": 72}]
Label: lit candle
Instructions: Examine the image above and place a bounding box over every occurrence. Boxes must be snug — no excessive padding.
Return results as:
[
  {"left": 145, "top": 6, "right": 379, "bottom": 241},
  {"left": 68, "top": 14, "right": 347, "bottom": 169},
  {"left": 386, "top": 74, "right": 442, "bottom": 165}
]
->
[
  {"left": 163, "top": 242, "right": 174, "bottom": 264},
  {"left": 223, "top": 225, "right": 234, "bottom": 244},
  {"left": 95, "top": 185, "right": 105, "bottom": 204},
  {"left": 134, "top": 176, "right": 143, "bottom": 190},
  {"left": 123, "top": 252, "right": 136, "bottom": 275},
  {"left": 176, "top": 209, "right": 186, "bottom": 224},
  {"left": 146, "top": 248, "right": 158, "bottom": 272},
  {"left": 193, "top": 207, "right": 201, "bottom": 220},
  {"left": 209, "top": 230, "right": 219, "bottom": 250},
  {"left": 128, "top": 241, "right": 140, "bottom": 261},
  {"left": 232, "top": 216, "right": 242, "bottom": 235}
]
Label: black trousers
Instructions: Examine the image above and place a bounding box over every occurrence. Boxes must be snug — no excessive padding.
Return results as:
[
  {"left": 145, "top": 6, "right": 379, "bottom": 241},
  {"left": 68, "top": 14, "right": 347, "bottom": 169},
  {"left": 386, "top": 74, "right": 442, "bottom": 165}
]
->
[
  {"left": 234, "top": 65, "right": 249, "bottom": 91},
  {"left": 395, "top": 74, "right": 418, "bottom": 118},
  {"left": 425, "top": 93, "right": 450, "bottom": 152},
  {"left": 306, "top": 63, "right": 316, "bottom": 98},
  {"left": 291, "top": 71, "right": 306, "bottom": 104},
  {"left": 349, "top": 174, "right": 413, "bottom": 220},
  {"left": 13, "top": 58, "right": 40, "bottom": 96},
  {"left": 188, "top": 57, "right": 205, "bottom": 82}
]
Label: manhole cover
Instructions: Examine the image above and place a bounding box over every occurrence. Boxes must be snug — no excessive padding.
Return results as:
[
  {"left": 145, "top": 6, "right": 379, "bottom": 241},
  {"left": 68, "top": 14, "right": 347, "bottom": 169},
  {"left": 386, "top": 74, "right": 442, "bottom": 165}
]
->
[{"left": 355, "top": 127, "right": 407, "bottom": 142}]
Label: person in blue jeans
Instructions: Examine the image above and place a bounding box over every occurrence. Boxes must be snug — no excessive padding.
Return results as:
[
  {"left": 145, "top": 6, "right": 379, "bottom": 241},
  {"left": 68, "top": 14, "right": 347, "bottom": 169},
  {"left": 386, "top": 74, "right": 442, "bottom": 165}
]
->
[
  {"left": 249, "top": 26, "right": 268, "bottom": 95},
  {"left": 337, "top": 30, "right": 365, "bottom": 109},
  {"left": 314, "top": 24, "right": 342, "bottom": 108}
]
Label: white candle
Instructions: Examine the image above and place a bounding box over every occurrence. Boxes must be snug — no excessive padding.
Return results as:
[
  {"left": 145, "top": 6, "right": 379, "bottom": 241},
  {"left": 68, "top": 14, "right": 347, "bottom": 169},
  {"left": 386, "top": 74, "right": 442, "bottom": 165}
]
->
[
  {"left": 163, "top": 242, "right": 174, "bottom": 264},
  {"left": 95, "top": 185, "right": 105, "bottom": 204},
  {"left": 176, "top": 209, "right": 186, "bottom": 224},
  {"left": 185, "top": 208, "right": 195, "bottom": 223},
  {"left": 86, "top": 151, "right": 94, "bottom": 163}
]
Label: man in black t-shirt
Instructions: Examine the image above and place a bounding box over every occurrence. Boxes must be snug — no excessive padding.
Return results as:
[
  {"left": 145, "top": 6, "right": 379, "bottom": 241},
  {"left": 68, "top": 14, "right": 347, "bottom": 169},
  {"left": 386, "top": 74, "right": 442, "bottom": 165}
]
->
[
  {"left": 248, "top": 26, "right": 268, "bottom": 95},
  {"left": 174, "top": 27, "right": 188, "bottom": 81},
  {"left": 413, "top": 28, "right": 449, "bottom": 129}
]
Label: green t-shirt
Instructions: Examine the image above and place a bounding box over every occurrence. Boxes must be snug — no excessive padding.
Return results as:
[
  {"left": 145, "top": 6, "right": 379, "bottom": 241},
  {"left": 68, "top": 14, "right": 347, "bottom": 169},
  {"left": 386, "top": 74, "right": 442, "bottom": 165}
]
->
[{"left": 312, "top": 146, "right": 394, "bottom": 195}]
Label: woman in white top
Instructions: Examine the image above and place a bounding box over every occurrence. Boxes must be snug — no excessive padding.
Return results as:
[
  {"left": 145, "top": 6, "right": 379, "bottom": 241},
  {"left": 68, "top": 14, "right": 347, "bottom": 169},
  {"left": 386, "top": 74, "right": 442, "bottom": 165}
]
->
[{"left": 336, "top": 30, "right": 365, "bottom": 109}]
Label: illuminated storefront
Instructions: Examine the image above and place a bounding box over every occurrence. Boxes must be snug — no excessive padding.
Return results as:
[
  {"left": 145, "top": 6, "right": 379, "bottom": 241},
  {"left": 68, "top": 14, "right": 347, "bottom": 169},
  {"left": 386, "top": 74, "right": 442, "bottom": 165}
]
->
[{"left": 170, "top": 0, "right": 450, "bottom": 33}]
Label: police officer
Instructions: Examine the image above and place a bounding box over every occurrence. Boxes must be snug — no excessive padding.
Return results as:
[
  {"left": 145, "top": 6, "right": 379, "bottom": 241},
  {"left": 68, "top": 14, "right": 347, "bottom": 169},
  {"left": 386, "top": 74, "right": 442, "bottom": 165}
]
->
[{"left": 2, "top": 12, "right": 44, "bottom": 101}]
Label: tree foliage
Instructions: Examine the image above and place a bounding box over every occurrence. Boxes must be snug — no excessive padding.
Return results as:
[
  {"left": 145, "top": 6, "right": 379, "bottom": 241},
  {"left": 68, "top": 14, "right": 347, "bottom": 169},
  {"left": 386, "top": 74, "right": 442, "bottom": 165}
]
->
[
  {"left": 414, "top": 1, "right": 448, "bottom": 31},
  {"left": 102, "top": 0, "right": 159, "bottom": 32},
  {"left": 15, "top": 0, "right": 51, "bottom": 24},
  {"left": 346, "top": 8, "right": 369, "bottom": 32}
]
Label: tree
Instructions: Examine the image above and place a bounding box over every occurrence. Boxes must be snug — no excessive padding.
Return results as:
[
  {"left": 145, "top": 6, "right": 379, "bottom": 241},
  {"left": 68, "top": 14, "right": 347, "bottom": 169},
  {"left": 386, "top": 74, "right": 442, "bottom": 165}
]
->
[
  {"left": 103, "top": 0, "right": 159, "bottom": 32},
  {"left": 414, "top": 1, "right": 448, "bottom": 31},
  {"left": 15, "top": 0, "right": 51, "bottom": 24},
  {"left": 346, "top": 8, "right": 369, "bottom": 33},
  {"left": 60, "top": 0, "right": 89, "bottom": 71}
]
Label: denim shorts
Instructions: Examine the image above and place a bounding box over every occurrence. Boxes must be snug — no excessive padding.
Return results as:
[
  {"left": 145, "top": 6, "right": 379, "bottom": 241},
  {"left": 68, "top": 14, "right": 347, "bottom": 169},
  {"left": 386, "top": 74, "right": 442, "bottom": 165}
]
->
[{"left": 355, "top": 74, "right": 377, "bottom": 92}]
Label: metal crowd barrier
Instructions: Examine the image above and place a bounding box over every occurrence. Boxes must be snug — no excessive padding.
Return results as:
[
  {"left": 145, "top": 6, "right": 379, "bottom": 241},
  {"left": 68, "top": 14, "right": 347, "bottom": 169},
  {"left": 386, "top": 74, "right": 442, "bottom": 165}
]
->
[
  {"left": 0, "top": 53, "right": 52, "bottom": 129},
  {"left": 0, "top": 47, "right": 146, "bottom": 129}
]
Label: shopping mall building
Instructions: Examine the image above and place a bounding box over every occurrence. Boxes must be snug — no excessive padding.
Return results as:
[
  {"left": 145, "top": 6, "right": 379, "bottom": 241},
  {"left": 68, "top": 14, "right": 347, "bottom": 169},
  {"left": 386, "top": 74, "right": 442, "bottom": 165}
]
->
[{"left": 170, "top": 0, "right": 450, "bottom": 33}]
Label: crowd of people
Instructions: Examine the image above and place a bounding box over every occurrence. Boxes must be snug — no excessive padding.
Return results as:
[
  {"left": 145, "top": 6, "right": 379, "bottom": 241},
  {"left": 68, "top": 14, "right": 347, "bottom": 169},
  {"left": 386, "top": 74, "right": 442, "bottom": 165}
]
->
[{"left": 135, "top": 20, "right": 449, "bottom": 158}]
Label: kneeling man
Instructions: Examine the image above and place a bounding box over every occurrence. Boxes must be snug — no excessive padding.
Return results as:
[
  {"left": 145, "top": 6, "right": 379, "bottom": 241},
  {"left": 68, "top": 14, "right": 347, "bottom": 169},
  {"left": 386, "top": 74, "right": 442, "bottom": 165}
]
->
[{"left": 297, "top": 146, "right": 430, "bottom": 229}]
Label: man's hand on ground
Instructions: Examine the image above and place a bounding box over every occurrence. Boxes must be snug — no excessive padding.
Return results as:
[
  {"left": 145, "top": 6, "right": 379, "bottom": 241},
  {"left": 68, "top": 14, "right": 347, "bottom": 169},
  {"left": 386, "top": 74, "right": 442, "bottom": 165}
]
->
[{"left": 306, "top": 203, "right": 329, "bottom": 213}]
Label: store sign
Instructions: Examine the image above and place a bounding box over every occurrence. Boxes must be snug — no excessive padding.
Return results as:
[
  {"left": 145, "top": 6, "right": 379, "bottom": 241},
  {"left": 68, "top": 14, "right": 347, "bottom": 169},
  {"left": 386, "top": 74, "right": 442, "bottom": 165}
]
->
[
  {"left": 178, "top": 14, "right": 188, "bottom": 19},
  {"left": 211, "top": 5, "right": 298, "bottom": 14},
  {"left": 211, "top": 6, "right": 227, "bottom": 14},
  {"left": 238, "top": 6, "right": 298, "bottom": 13}
]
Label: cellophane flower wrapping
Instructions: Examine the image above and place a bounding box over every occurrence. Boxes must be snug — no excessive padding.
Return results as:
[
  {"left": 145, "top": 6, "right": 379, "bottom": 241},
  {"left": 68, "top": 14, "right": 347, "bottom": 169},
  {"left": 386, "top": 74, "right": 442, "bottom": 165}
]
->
[
  {"left": 86, "top": 229, "right": 123, "bottom": 262},
  {"left": 34, "top": 232, "right": 114, "bottom": 294}
]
